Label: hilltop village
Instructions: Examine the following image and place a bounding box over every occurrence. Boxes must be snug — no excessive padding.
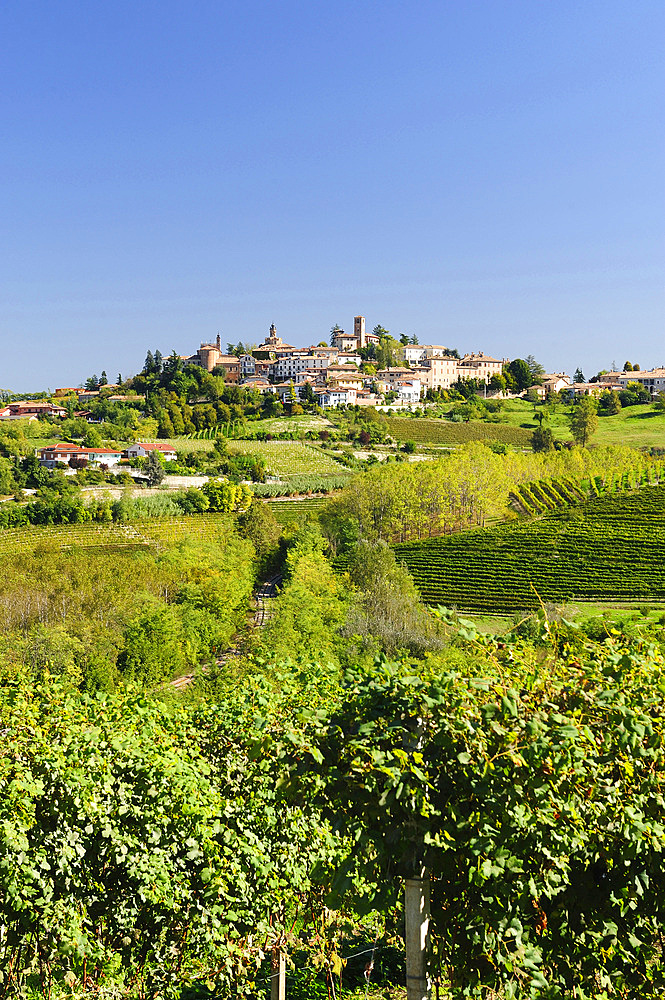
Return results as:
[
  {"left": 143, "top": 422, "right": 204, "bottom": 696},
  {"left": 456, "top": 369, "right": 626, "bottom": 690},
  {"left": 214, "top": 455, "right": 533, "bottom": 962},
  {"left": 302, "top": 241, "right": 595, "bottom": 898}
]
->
[
  {"left": 179, "top": 317, "right": 665, "bottom": 405},
  {"left": 1, "top": 315, "right": 664, "bottom": 491},
  {"left": 4, "top": 316, "right": 665, "bottom": 425}
]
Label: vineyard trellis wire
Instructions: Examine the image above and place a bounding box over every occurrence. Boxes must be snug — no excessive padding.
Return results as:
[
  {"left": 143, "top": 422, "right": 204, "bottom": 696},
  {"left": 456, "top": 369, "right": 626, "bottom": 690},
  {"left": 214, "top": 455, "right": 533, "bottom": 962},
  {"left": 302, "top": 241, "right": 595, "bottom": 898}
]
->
[{"left": 394, "top": 485, "right": 665, "bottom": 612}]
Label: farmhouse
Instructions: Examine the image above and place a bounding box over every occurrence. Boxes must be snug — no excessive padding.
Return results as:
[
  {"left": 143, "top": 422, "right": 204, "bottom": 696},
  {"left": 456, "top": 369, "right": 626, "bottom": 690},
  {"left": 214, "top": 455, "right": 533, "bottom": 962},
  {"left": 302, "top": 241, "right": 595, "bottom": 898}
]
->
[
  {"left": 0, "top": 401, "right": 67, "bottom": 421},
  {"left": 126, "top": 442, "right": 177, "bottom": 462},
  {"left": 39, "top": 444, "right": 123, "bottom": 468}
]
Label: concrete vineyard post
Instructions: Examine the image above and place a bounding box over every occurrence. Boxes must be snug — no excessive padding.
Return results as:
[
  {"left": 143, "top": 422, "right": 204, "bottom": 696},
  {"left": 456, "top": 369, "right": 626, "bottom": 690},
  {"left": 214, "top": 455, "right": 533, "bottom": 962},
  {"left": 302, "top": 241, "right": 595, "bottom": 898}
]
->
[
  {"left": 271, "top": 944, "right": 286, "bottom": 1000},
  {"left": 405, "top": 870, "right": 431, "bottom": 1000}
]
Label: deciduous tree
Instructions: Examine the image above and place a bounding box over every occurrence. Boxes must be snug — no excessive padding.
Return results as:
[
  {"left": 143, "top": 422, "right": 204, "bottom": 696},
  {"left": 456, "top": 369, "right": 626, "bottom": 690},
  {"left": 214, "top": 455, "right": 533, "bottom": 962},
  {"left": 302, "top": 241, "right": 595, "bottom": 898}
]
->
[{"left": 568, "top": 395, "right": 598, "bottom": 446}]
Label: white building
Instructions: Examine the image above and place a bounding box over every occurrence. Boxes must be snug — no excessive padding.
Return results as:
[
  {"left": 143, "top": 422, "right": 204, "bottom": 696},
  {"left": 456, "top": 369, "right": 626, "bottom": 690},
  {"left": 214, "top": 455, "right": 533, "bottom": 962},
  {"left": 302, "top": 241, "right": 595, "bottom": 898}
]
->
[
  {"left": 395, "top": 379, "right": 422, "bottom": 404},
  {"left": 316, "top": 387, "right": 357, "bottom": 408},
  {"left": 272, "top": 354, "right": 332, "bottom": 380},
  {"left": 126, "top": 442, "right": 177, "bottom": 462},
  {"left": 337, "top": 352, "right": 362, "bottom": 367},
  {"left": 39, "top": 444, "right": 124, "bottom": 468}
]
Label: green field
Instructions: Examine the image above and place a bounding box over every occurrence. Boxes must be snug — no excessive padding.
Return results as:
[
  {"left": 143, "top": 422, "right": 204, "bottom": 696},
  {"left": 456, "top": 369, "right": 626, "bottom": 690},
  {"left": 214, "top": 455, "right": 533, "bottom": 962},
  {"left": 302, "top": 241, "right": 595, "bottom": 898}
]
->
[
  {"left": 594, "top": 405, "right": 665, "bottom": 447},
  {"left": 403, "top": 399, "right": 665, "bottom": 450},
  {"left": 479, "top": 399, "right": 665, "bottom": 448},
  {"left": 394, "top": 485, "right": 665, "bottom": 612},
  {"left": 385, "top": 416, "right": 533, "bottom": 447},
  {"left": 226, "top": 439, "right": 349, "bottom": 479}
]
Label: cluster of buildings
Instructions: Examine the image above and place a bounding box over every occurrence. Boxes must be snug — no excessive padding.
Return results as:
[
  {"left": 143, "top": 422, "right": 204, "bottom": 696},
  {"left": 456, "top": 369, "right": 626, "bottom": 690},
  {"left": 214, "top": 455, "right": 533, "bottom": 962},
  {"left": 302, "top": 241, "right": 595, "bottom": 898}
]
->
[
  {"left": 185, "top": 318, "right": 508, "bottom": 408},
  {"left": 530, "top": 369, "right": 665, "bottom": 401},
  {"left": 38, "top": 441, "right": 176, "bottom": 469},
  {"left": 560, "top": 369, "right": 665, "bottom": 399},
  {"left": 0, "top": 391, "right": 141, "bottom": 423},
  {"left": 5, "top": 317, "right": 665, "bottom": 429}
]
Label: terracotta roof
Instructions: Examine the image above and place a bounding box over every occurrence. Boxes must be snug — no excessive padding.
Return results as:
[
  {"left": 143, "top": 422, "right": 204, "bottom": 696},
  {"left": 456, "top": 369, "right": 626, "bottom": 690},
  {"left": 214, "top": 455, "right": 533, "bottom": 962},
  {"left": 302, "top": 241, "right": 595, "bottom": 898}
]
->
[
  {"left": 132, "top": 441, "right": 176, "bottom": 452},
  {"left": 41, "top": 443, "right": 122, "bottom": 456}
]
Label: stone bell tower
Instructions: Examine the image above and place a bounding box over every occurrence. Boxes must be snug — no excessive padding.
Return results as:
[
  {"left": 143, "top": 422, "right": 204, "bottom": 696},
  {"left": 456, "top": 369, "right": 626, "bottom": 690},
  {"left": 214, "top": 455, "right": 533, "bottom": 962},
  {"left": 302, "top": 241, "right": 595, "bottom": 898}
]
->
[{"left": 354, "top": 315, "right": 366, "bottom": 349}]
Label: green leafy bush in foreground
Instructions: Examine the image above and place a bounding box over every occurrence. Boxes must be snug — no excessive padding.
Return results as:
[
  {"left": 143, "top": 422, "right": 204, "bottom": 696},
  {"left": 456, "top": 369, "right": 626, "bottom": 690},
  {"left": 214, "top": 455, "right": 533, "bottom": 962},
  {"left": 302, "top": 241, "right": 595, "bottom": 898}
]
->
[
  {"left": 0, "top": 681, "right": 335, "bottom": 998},
  {"left": 4, "top": 622, "right": 665, "bottom": 998}
]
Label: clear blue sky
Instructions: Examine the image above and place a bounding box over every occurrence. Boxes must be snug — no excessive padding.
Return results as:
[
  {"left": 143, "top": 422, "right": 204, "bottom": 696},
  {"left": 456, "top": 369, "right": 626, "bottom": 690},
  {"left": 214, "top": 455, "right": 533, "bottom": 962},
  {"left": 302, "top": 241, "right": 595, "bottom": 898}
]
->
[{"left": 1, "top": 0, "right": 663, "bottom": 391}]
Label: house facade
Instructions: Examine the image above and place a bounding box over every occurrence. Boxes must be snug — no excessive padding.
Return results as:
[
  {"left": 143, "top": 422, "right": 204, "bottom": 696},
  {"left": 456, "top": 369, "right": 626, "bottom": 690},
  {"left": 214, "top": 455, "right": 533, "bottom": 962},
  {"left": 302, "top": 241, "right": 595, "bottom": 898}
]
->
[
  {"left": 316, "top": 387, "right": 358, "bottom": 408},
  {"left": 126, "top": 442, "right": 177, "bottom": 462},
  {"left": 39, "top": 444, "right": 123, "bottom": 468},
  {"left": 613, "top": 369, "right": 665, "bottom": 395},
  {"left": 0, "top": 401, "right": 67, "bottom": 421}
]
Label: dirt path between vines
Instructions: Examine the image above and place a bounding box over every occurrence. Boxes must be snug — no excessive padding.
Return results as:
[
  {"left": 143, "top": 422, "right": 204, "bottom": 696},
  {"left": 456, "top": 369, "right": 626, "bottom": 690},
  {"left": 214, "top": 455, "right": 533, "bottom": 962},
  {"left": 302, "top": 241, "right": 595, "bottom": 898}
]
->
[{"left": 169, "top": 573, "right": 281, "bottom": 691}]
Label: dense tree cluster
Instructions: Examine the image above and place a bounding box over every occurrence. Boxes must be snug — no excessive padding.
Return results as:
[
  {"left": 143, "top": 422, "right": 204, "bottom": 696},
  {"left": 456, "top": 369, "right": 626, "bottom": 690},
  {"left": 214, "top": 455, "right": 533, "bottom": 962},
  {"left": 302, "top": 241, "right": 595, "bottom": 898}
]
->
[{"left": 322, "top": 443, "right": 652, "bottom": 548}]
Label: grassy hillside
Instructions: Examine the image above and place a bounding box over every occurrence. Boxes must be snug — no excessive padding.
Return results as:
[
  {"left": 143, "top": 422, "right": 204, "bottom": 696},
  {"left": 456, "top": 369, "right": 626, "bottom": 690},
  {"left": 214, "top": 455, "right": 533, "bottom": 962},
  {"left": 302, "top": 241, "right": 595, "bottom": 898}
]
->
[
  {"left": 395, "top": 485, "right": 665, "bottom": 612},
  {"left": 485, "top": 399, "right": 665, "bottom": 448}
]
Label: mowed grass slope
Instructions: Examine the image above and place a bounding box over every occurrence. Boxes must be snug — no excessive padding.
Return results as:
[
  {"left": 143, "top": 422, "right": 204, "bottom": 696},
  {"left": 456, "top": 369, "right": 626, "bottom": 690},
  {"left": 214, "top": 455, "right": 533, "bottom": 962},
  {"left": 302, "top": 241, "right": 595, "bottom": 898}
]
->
[
  {"left": 395, "top": 486, "right": 665, "bottom": 612},
  {"left": 474, "top": 400, "right": 665, "bottom": 448}
]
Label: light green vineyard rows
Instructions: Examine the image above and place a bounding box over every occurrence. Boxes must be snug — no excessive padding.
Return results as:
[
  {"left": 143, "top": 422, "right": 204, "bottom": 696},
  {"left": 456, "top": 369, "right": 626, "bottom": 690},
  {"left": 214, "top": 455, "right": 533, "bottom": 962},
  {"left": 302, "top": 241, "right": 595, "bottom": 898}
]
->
[
  {"left": 394, "top": 486, "right": 665, "bottom": 612},
  {"left": 225, "top": 440, "right": 349, "bottom": 480},
  {"left": 0, "top": 515, "right": 237, "bottom": 556},
  {"left": 512, "top": 466, "right": 665, "bottom": 516},
  {"left": 385, "top": 417, "right": 533, "bottom": 447}
]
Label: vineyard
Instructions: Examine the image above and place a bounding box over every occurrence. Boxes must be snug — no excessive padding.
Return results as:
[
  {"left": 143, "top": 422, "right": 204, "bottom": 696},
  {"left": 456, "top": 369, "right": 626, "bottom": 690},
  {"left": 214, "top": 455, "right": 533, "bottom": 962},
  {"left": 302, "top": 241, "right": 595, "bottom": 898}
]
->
[
  {"left": 225, "top": 439, "right": 350, "bottom": 480},
  {"left": 395, "top": 485, "right": 665, "bottom": 612},
  {"left": 385, "top": 416, "right": 533, "bottom": 447},
  {"left": 251, "top": 475, "right": 350, "bottom": 497},
  {"left": 0, "top": 513, "right": 239, "bottom": 557},
  {"left": 264, "top": 496, "right": 330, "bottom": 526},
  {"left": 511, "top": 465, "right": 665, "bottom": 515}
]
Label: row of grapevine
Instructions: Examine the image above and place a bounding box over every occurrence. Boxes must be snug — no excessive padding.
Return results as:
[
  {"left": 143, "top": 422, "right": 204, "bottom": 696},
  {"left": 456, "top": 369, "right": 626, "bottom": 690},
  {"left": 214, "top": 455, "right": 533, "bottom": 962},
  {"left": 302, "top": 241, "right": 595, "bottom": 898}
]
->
[
  {"left": 511, "top": 477, "right": 586, "bottom": 515},
  {"left": 395, "top": 486, "right": 665, "bottom": 612},
  {"left": 512, "top": 465, "right": 665, "bottom": 517}
]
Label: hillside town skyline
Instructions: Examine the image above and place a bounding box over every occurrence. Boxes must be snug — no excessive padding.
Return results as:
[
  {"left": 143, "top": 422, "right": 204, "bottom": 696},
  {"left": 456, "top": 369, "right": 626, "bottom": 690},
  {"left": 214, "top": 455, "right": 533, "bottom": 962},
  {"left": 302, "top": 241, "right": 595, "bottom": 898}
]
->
[
  {"left": 3, "top": 314, "right": 665, "bottom": 409},
  {"left": 3, "top": 313, "right": 664, "bottom": 397}
]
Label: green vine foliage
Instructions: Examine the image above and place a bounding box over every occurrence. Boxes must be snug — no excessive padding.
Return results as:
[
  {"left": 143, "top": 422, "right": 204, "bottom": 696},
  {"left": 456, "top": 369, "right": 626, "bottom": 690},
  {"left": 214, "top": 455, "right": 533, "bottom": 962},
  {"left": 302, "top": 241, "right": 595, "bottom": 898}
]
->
[
  {"left": 5, "top": 628, "right": 665, "bottom": 998},
  {"left": 287, "top": 636, "right": 665, "bottom": 998},
  {"left": 0, "top": 678, "right": 338, "bottom": 997}
]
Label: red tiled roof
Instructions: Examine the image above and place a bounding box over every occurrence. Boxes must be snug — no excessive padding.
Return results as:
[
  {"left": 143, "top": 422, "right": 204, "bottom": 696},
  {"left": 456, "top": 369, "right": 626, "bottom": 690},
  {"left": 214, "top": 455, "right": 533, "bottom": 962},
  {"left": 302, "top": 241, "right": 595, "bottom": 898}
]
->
[{"left": 133, "top": 441, "right": 176, "bottom": 452}]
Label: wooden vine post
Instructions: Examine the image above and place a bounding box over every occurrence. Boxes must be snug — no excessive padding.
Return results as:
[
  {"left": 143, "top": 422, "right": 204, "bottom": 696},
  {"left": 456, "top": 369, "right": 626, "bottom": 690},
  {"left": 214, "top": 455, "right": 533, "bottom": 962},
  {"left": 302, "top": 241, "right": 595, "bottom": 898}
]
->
[
  {"left": 405, "top": 867, "right": 432, "bottom": 1000},
  {"left": 271, "top": 943, "right": 286, "bottom": 1000}
]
